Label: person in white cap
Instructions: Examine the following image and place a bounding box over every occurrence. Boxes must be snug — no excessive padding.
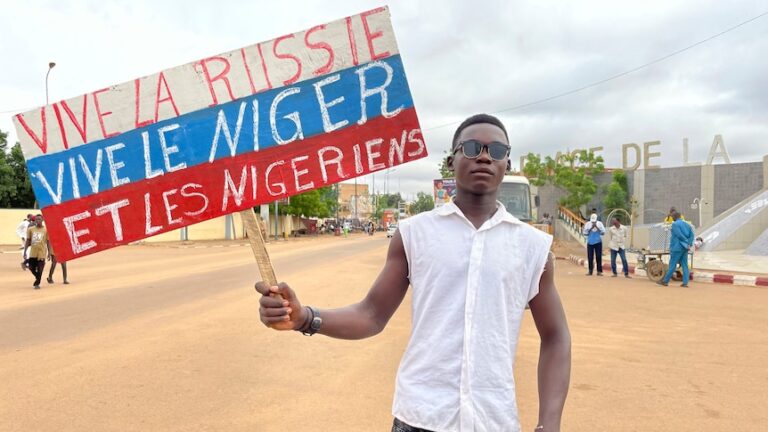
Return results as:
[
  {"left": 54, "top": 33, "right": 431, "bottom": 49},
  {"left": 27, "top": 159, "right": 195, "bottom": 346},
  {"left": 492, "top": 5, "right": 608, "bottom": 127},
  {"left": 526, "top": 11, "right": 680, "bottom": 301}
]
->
[{"left": 582, "top": 213, "right": 605, "bottom": 276}]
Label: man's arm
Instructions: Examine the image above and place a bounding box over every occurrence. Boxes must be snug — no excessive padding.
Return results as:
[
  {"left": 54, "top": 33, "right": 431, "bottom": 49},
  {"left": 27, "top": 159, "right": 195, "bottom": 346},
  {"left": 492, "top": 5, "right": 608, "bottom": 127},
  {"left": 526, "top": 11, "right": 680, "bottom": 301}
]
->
[
  {"left": 529, "top": 253, "right": 571, "bottom": 432},
  {"left": 255, "top": 230, "right": 411, "bottom": 340}
]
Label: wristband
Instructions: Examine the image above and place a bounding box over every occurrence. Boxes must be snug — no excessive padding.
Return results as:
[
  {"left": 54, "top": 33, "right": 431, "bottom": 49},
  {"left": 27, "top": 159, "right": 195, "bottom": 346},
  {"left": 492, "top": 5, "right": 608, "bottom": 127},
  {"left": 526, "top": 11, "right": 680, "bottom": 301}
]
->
[
  {"left": 301, "top": 306, "right": 322, "bottom": 336},
  {"left": 296, "top": 306, "right": 313, "bottom": 333}
]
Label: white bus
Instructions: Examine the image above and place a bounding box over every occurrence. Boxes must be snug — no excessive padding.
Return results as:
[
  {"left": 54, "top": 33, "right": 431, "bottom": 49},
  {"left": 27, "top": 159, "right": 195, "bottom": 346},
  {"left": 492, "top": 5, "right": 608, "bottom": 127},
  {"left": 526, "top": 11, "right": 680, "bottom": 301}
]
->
[{"left": 498, "top": 175, "right": 537, "bottom": 222}]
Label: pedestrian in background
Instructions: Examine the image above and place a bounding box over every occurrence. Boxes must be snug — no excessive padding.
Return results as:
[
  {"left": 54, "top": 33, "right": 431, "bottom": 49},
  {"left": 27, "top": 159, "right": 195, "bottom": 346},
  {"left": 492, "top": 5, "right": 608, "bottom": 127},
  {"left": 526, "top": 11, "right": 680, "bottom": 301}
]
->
[
  {"left": 23, "top": 215, "right": 51, "bottom": 289},
  {"left": 658, "top": 211, "right": 695, "bottom": 288},
  {"left": 47, "top": 242, "right": 69, "bottom": 285},
  {"left": 583, "top": 213, "right": 605, "bottom": 276},
  {"left": 17, "top": 214, "right": 34, "bottom": 270},
  {"left": 608, "top": 217, "right": 630, "bottom": 278},
  {"left": 16, "top": 214, "right": 33, "bottom": 250}
]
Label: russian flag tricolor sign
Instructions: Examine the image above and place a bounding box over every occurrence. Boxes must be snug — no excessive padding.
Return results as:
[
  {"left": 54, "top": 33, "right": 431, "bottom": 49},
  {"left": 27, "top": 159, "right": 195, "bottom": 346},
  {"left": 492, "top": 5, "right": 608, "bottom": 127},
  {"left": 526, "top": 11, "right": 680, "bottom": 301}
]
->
[{"left": 13, "top": 7, "right": 425, "bottom": 262}]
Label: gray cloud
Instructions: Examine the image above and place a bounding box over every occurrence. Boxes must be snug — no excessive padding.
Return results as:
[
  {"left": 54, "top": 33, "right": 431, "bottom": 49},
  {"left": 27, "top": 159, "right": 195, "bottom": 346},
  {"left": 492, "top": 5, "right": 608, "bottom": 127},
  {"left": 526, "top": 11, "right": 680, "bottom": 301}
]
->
[{"left": 2, "top": 0, "right": 767, "bottom": 199}]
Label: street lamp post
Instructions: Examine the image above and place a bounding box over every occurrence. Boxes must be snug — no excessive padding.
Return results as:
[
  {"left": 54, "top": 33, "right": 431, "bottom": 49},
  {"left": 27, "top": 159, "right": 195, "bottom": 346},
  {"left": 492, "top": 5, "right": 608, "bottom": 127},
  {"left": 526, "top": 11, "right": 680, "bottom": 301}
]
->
[
  {"left": 386, "top": 168, "right": 397, "bottom": 195},
  {"left": 691, "top": 198, "right": 702, "bottom": 228},
  {"left": 45, "top": 62, "right": 56, "bottom": 105}
]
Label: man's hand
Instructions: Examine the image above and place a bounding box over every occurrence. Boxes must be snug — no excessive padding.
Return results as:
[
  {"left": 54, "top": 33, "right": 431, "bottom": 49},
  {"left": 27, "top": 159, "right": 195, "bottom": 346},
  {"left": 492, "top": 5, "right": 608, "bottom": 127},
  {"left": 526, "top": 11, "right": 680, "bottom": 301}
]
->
[{"left": 254, "top": 281, "right": 308, "bottom": 331}]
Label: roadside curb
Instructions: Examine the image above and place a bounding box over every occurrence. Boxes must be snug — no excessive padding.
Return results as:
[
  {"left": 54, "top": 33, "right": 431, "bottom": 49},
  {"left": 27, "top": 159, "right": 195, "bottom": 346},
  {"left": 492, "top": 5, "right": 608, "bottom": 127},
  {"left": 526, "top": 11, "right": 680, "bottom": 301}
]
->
[{"left": 564, "top": 254, "right": 768, "bottom": 287}]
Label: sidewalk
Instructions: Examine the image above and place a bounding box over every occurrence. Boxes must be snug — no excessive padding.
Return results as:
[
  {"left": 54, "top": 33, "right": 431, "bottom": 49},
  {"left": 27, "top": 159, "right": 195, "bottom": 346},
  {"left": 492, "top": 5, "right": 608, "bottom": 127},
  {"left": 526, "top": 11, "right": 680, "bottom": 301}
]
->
[{"left": 564, "top": 253, "right": 768, "bottom": 287}]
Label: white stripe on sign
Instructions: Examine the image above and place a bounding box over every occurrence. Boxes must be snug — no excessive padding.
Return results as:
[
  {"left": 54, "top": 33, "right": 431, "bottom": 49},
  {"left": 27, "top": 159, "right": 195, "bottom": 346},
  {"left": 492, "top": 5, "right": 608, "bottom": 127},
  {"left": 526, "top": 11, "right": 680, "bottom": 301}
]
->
[{"left": 14, "top": 7, "right": 398, "bottom": 159}]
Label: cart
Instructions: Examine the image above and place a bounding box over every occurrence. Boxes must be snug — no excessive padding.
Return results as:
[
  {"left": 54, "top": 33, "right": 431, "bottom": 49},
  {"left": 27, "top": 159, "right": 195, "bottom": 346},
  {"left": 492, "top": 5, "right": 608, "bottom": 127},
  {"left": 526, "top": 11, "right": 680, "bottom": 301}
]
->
[{"left": 635, "top": 224, "right": 694, "bottom": 283}]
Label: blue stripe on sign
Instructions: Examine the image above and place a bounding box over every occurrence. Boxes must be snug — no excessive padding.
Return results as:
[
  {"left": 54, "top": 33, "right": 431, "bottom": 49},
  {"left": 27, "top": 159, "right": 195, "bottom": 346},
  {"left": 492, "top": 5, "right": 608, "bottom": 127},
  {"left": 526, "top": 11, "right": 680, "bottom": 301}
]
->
[{"left": 28, "top": 55, "right": 414, "bottom": 208}]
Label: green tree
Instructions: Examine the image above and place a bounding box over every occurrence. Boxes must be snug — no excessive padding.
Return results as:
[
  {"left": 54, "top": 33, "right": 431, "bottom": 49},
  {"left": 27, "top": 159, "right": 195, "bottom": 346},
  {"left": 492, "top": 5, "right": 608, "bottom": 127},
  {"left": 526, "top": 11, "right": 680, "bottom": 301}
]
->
[
  {"left": 409, "top": 191, "right": 435, "bottom": 214},
  {"left": 0, "top": 130, "right": 16, "bottom": 207},
  {"left": 0, "top": 129, "right": 36, "bottom": 208},
  {"left": 603, "top": 170, "right": 630, "bottom": 218},
  {"left": 268, "top": 186, "right": 336, "bottom": 218},
  {"left": 373, "top": 192, "right": 403, "bottom": 219},
  {"left": 523, "top": 150, "right": 605, "bottom": 212},
  {"left": 438, "top": 150, "right": 454, "bottom": 179},
  {"left": 9, "top": 143, "right": 35, "bottom": 208}
]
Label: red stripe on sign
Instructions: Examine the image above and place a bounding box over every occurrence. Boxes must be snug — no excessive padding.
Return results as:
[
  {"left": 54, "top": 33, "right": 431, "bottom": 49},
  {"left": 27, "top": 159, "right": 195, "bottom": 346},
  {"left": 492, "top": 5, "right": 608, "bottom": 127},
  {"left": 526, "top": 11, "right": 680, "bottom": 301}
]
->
[
  {"left": 755, "top": 277, "right": 768, "bottom": 287},
  {"left": 712, "top": 274, "right": 734, "bottom": 284},
  {"left": 42, "top": 108, "right": 424, "bottom": 262}
]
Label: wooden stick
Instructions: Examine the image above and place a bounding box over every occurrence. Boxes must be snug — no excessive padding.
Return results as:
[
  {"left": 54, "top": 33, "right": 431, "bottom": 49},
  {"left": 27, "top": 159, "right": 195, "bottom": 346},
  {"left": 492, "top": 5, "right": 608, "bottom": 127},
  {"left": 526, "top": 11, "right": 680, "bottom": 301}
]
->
[{"left": 239, "top": 208, "right": 279, "bottom": 288}]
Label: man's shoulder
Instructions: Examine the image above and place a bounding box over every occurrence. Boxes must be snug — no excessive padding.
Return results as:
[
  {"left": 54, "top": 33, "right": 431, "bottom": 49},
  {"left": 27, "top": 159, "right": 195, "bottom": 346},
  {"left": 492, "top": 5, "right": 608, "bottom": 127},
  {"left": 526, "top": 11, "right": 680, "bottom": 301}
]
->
[
  {"left": 513, "top": 218, "right": 553, "bottom": 245},
  {"left": 398, "top": 208, "right": 438, "bottom": 229}
]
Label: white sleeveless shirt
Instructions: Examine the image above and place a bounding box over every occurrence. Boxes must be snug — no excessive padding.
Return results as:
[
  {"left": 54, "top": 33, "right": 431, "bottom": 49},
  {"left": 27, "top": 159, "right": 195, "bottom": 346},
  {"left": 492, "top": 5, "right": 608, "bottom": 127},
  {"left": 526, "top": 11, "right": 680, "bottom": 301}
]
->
[{"left": 394, "top": 201, "right": 552, "bottom": 432}]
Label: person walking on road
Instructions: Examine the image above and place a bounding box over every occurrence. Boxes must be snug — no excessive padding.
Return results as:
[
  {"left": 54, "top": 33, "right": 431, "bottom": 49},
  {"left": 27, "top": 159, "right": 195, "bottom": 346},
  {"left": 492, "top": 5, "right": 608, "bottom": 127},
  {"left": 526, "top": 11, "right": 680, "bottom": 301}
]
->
[
  {"left": 658, "top": 211, "right": 695, "bottom": 287},
  {"left": 47, "top": 242, "right": 69, "bottom": 285},
  {"left": 255, "top": 114, "right": 571, "bottom": 432},
  {"left": 583, "top": 213, "right": 605, "bottom": 276},
  {"left": 16, "top": 214, "right": 34, "bottom": 270},
  {"left": 23, "top": 215, "right": 51, "bottom": 289},
  {"left": 608, "top": 217, "right": 630, "bottom": 278},
  {"left": 16, "top": 214, "right": 33, "bottom": 249}
]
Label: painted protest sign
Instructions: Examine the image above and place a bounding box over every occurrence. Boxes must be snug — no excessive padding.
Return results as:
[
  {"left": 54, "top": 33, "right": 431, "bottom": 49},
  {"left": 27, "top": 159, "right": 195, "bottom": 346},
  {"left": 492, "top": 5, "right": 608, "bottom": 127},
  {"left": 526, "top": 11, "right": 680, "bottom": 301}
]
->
[{"left": 13, "top": 7, "right": 425, "bottom": 262}]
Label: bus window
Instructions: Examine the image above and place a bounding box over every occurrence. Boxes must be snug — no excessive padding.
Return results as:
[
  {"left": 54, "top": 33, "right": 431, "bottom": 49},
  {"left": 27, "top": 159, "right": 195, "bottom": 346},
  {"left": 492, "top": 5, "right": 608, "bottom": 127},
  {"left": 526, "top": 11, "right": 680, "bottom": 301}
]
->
[{"left": 498, "top": 183, "right": 531, "bottom": 221}]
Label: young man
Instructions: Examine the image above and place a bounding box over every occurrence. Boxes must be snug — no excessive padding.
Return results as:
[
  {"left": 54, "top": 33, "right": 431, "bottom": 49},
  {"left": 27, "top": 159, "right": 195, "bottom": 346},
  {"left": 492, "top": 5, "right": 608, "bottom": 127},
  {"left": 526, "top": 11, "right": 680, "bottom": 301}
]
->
[
  {"left": 582, "top": 214, "right": 605, "bottom": 276},
  {"left": 256, "top": 114, "right": 571, "bottom": 432},
  {"left": 608, "top": 217, "right": 630, "bottom": 278},
  {"left": 658, "top": 211, "right": 694, "bottom": 287},
  {"left": 23, "top": 214, "right": 51, "bottom": 289}
]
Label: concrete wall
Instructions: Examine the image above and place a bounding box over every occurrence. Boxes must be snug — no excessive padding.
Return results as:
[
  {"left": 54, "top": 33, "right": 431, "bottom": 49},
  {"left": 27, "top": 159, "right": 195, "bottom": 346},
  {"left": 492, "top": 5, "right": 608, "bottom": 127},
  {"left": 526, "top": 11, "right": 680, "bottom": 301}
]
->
[
  {"left": 537, "top": 184, "right": 568, "bottom": 222},
  {"left": 0, "top": 209, "right": 263, "bottom": 245},
  {"left": 2, "top": 209, "right": 35, "bottom": 246},
  {"left": 640, "top": 165, "right": 702, "bottom": 227},
  {"left": 541, "top": 157, "right": 767, "bottom": 234},
  {"left": 714, "top": 162, "right": 764, "bottom": 215}
]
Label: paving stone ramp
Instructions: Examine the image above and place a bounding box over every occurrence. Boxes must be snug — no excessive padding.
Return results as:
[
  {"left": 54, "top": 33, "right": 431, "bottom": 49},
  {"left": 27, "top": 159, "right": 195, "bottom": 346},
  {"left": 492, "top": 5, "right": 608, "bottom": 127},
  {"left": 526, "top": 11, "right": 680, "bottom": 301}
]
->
[{"left": 697, "top": 189, "right": 768, "bottom": 252}]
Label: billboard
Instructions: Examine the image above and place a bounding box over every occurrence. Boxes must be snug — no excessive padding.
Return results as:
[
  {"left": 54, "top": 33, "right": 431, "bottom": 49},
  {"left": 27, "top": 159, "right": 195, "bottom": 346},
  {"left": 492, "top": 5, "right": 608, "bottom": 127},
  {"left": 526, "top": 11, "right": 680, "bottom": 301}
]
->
[
  {"left": 13, "top": 7, "right": 425, "bottom": 261},
  {"left": 433, "top": 178, "right": 456, "bottom": 207}
]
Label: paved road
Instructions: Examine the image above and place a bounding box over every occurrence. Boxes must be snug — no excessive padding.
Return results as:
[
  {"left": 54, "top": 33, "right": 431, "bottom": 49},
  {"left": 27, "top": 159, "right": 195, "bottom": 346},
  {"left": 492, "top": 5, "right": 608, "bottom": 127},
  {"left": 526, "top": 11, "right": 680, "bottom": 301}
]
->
[
  {"left": 0, "top": 236, "right": 386, "bottom": 350},
  {"left": 1, "top": 235, "right": 767, "bottom": 431}
]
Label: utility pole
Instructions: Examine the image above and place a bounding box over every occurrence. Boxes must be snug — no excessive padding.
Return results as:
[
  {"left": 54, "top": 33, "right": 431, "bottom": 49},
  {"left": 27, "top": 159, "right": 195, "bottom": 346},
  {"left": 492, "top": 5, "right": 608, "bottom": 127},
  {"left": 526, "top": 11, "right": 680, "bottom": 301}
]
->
[{"left": 274, "top": 201, "right": 279, "bottom": 241}]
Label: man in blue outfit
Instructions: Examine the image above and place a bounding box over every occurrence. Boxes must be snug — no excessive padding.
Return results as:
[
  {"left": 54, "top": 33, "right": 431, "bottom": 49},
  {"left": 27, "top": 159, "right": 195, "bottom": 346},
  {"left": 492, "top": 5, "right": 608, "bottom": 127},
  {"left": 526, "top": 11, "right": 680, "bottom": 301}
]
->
[
  {"left": 582, "top": 213, "right": 605, "bottom": 276},
  {"left": 657, "top": 211, "right": 695, "bottom": 287}
]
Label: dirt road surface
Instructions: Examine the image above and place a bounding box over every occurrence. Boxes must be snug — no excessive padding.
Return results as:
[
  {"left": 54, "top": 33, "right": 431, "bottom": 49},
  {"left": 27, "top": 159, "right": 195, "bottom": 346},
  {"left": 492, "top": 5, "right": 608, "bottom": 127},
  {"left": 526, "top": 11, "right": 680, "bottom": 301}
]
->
[{"left": 1, "top": 235, "right": 766, "bottom": 431}]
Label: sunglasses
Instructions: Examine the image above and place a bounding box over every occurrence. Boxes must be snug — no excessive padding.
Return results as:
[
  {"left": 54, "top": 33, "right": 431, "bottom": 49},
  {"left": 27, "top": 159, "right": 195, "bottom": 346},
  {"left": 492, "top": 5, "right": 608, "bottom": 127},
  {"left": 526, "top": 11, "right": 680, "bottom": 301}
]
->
[{"left": 453, "top": 140, "right": 511, "bottom": 161}]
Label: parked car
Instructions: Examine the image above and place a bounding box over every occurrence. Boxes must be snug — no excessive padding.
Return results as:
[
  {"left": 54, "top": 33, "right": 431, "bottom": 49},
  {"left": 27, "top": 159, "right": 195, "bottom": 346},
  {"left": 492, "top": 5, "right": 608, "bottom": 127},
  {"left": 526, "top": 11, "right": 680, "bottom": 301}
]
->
[{"left": 386, "top": 224, "right": 397, "bottom": 238}]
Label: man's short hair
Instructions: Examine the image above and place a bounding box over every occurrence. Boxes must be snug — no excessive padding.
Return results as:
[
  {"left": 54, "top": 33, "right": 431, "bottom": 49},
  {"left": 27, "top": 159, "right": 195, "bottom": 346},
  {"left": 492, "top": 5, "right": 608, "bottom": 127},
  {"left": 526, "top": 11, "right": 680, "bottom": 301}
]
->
[
  {"left": 671, "top": 211, "right": 681, "bottom": 220},
  {"left": 451, "top": 113, "right": 509, "bottom": 150}
]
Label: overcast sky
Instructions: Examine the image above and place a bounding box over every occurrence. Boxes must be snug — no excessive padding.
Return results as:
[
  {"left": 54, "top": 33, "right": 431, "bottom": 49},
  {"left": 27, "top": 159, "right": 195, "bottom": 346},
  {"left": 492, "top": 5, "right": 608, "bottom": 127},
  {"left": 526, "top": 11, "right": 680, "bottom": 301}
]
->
[{"left": 2, "top": 0, "right": 767, "bottom": 199}]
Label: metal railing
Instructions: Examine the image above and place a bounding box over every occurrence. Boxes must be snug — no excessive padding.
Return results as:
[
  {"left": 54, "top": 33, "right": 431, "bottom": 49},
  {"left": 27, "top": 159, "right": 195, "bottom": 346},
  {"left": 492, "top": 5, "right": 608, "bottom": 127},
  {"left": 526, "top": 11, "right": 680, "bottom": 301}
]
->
[{"left": 558, "top": 206, "right": 587, "bottom": 240}]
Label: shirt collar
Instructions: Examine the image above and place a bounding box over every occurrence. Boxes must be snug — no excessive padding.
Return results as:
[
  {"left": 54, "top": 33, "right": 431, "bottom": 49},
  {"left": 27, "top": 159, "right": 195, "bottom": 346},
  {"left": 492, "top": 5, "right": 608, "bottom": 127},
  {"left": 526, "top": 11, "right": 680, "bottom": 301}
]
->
[{"left": 436, "top": 199, "right": 526, "bottom": 227}]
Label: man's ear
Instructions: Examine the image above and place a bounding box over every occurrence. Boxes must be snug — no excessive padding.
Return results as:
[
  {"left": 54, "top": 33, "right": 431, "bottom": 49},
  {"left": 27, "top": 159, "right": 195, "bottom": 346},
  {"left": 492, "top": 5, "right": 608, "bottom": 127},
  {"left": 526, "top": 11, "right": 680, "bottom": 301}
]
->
[
  {"left": 506, "top": 159, "right": 512, "bottom": 171},
  {"left": 446, "top": 155, "right": 455, "bottom": 171}
]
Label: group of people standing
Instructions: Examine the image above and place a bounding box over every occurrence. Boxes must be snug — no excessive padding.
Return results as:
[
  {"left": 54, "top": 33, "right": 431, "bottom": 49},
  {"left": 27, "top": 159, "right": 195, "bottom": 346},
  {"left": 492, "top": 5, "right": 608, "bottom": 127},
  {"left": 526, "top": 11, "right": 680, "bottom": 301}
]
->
[
  {"left": 582, "top": 214, "right": 631, "bottom": 278},
  {"left": 16, "top": 213, "right": 68, "bottom": 289},
  {"left": 582, "top": 206, "right": 696, "bottom": 286}
]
